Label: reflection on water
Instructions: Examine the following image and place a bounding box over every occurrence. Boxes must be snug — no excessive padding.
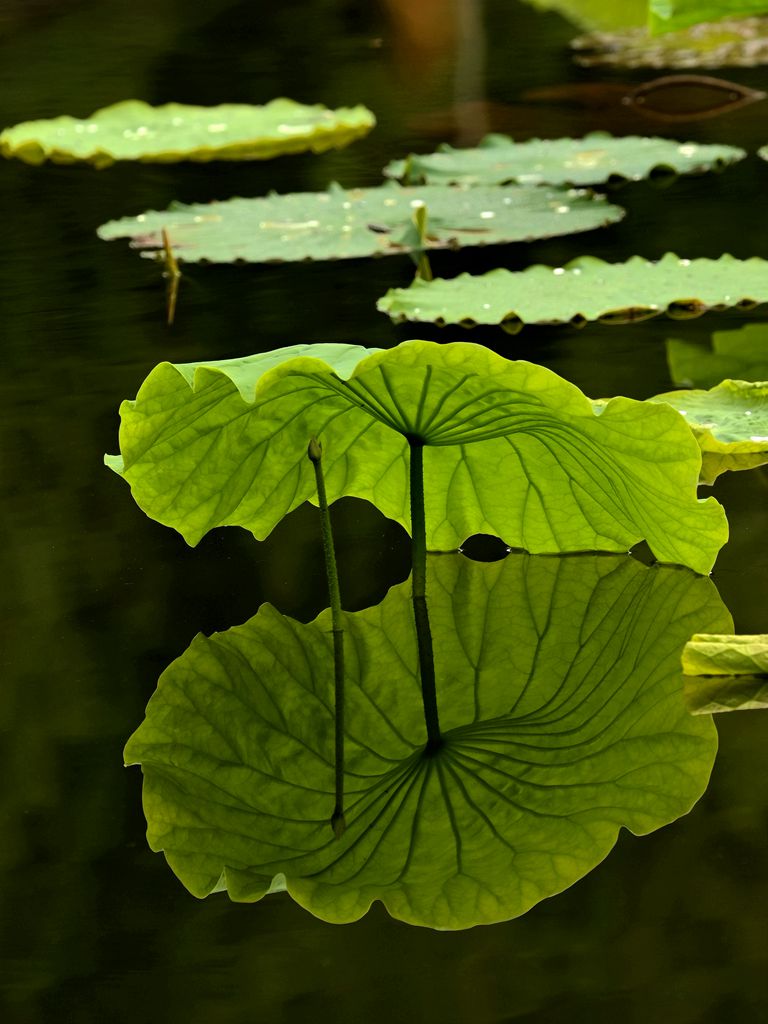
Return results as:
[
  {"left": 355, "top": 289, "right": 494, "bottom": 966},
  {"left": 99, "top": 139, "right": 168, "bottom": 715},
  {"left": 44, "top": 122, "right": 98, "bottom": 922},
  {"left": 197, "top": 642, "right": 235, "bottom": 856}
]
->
[{"left": 1, "top": 0, "right": 767, "bottom": 1020}]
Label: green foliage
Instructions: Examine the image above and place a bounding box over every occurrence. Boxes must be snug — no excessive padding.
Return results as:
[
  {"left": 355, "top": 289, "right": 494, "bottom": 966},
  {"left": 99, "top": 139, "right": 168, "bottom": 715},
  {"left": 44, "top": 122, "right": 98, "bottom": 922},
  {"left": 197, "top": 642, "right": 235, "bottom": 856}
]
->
[
  {"left": 384, "top": 132, "right": 745, "bottom": 188},
  {"left": 378, "top": 254, "right": 768, "bottom": 329},
  {"left": 683, "top": 633, "right": 768, "bottom": 675},
  {"left": 649, "top": 0, "right": 768, "bottom": 35},
  {"left": 106, "top": 340, "right": 727, "bottom": 573},
  {"left": 125, "top": 552, "right": 727, "bottom": 928},
  {"left": 520, "top": 0, "right": 647, "bottom": 30},
  {"left": 667, "top": 324, "right": 768, "bottom": 388},
  {"left": 683, "top": 634, "right": 768, "bottom": 713},
  {"left": 649, "top": 379, "right": 768, "bottom": 483},
  {"left": 572, "top": 17, "right": 768, "bottom": 69},
  {"left": 0, "top": 99, "right": 375, "bottom": 168},
  {"left": 97, "top": 182, "right": 623, "bottom": 263}
]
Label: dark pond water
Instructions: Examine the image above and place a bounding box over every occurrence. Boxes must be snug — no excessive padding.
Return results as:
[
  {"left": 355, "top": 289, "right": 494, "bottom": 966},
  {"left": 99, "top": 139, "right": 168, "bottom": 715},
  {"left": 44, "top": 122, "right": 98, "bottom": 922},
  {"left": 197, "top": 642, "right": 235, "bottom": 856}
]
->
[{"left": 1, "top": 0, "right": 767, "bottom": 1020}]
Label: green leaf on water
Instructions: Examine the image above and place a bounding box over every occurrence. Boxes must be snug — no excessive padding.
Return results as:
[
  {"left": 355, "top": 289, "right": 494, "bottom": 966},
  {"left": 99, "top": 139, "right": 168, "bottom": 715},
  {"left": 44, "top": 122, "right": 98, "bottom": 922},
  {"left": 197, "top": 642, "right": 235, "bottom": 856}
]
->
[
  {"left": 125, "top": 552, "right": 727, "bottom": 928},
  {"left": 0, "top": 98, "right": 376, "bottom": 168},
  {"left": 649, "top": 0, "right": 768, "bottom": 35},
  {"left": 572, "top": 17, "right": 768, "bottom": 69},
  {"left": 519, "top": 0, "right": 647, "bottom": 31},
  {"left": 649, "top": 379, "right": 768, "bottom": 484},
  {"left": 683, "top": 634, "right": 768, "bottom": 714},
  {"left": 383, "top": 132, "right": 745, "bottom": 187},
  {"left": 106, "top": 340, "right": 727, "bottom": 574},
  {"left": 96, "top": 182, "right": 623, "bottom": 263},
  {"left": 667, "top": 324, "right": 768, "bottom": 388},
  {"left": 377, "top": 253, "right": 768, "bottom": 330}
]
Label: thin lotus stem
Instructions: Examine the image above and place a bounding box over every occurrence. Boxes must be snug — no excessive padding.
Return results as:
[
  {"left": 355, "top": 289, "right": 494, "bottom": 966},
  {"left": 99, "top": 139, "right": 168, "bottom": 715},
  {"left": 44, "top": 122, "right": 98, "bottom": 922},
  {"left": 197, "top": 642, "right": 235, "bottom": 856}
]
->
[
  {"left": 409, "top": 439, "right": 441, "bottom": 752},
  {"left": 161, "top": 227, "right": 181, "bottom": 326},
  {"left": 307, "top": 437, "right": 346, "bottom": 838}
]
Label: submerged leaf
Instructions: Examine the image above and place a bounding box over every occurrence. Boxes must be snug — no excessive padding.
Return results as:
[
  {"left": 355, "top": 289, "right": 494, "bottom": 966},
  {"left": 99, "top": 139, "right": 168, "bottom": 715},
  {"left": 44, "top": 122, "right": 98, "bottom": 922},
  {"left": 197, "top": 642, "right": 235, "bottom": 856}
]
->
[
  {"left": 384, "top": 132, "right": 745, "bottom": 187},
  {"left": 649, "top": 379, "right": 768, "bottom": 483},
  {"left": 125, "top": 553, "right": 727, "bottom": 928},
  {"left": 683, "top": 634, "right": 768, "bottom": 713},
  {"left": 378, "top": 253, "right": 768, "bottom": 330},
  {"left": 667, "top": 324, "right": 768, "bottom": 388},
  {"left": 96, "top": 182, "right": 623, "bottom": 264},
  {"left": 106, "top": 340, "right": 727, "bottom": 574},
  {"left": 625, "top": 74, "right": 765, "bottom": 122},
  {"left": 0, "top": 99, "right": 376, "bottom": 168}
]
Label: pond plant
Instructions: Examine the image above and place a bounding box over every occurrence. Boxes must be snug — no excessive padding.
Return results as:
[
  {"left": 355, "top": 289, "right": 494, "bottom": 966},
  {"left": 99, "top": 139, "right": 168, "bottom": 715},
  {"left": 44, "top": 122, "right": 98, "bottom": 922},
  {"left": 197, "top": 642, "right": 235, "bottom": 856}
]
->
[{"left": 8, "top": 29, "right": 765, "bottom": 925}]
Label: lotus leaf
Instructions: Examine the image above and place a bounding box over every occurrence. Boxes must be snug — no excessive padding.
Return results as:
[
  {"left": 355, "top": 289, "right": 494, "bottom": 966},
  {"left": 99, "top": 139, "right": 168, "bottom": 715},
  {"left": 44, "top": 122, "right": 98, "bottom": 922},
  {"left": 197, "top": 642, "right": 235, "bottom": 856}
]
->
[
  {"left": 378, "top": 254, "right": 768, "bottom": 330},
  {"left": 125, "top": 552, "right": 727, "bottom": 928},
  {"left": 520, "top": 0, "right": 647, "bottom": 31},
  {"left": 683, "top": 634, "right": 768, "bottom": 713},
  {"left": 667, "top": 324, "right": 768, "bottom": 388},
  {"left": 383, "top": 132, "right": 745, "bottom": 188},
  {"left": 683, "top": 633, "right": 768, "bottom": 675},
  {"left": 105, "top": 340, "right": 727, "bottom": 574},
  {"left": 96, "top": 182, "right": 623, "bottom": 263},
  {"left": 649, "top": 0, "right": 768, "bottom": 34},
  {"left": 0, "top": 99, "right": 376, "bottom": 168},
  {"left": 571, "top": 17, "right": 768, "bottom": 68},
  {"left": 649, "top": 379, "right": 768, "bottom": 484}
]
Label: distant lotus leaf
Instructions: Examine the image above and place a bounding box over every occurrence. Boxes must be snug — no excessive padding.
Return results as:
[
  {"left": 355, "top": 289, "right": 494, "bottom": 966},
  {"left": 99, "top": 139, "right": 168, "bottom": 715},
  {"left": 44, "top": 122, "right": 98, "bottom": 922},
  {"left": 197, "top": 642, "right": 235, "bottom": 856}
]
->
[
  {"left": 667, "top": 324, "right": 768, "bottom": 388},
  {"left": 649, "top": 379, "right": 768, "bottom": 484},
  {"left": 519, "top": 0, "right": 647, "bottom": 31},
  {"left": 383, "top": 132, "right": 745, "bottom": 188},
  {"left": 572, "top": 16, "right": 768, "bottom": 69},
  {"left": 105, "top": 340, "right": 727, "bottom": 574},
  {"left": 683, "top": 634, "right": 768, "bottom": 714},
  {"left": 378, "top": 254, "right": 768, "bottom": 330},
  {"left": 96, "top": 182, "right": 623, "bottom": 263},
  {"left": 0, "top": 99, "right": 376, "bottom": 168},
  {"left": 125, "top": 553, "right": 727, "bottom": 928},
  {"left": 649, "top": 0, "right": 768, "bottom": 35}
]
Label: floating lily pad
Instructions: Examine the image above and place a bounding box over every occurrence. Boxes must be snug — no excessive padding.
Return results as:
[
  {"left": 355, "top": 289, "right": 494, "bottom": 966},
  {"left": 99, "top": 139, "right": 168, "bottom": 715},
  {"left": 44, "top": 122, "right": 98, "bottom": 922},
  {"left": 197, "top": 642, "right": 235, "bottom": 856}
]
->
[
  {"left": 520, "top": 0, "right": 647, "bottom": 31},
  {"left": 106, "top": 340, "right": 727, "bottom": 574},
  {"left": 0, "top": 98, "right": 376, "bottom": 168},
  {"left": 384, "top": 132, "right": 745, "bottom": 188},
  {"left": 125, "top": 552, "right": 726, "bottom": 928},
  {"left": 649, "top": 0, "right": 768, "bottom": 35},
  {"left": 683, "top": 634, "right": 768, "bottom": 713},
  {"left": 378, "top": 254, "right": 768, "bottom": 330},
  {"left": 649, "top": 379, "right": 768, "bottom": 484},
  {"left": 667, "top": 324, "right": 768, "bottom": 388},
  {"left": 97, "top": 182, "right": 623, "bottom": 263},
  {"left": 572, "top": 16, "right": 768, "bottom": 69}
]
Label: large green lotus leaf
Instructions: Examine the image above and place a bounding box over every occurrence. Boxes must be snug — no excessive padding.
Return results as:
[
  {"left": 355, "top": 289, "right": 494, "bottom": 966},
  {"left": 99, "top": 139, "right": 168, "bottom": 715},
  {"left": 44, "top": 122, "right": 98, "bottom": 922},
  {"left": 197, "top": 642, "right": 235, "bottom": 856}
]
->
[
  {"left": 683, "top": 634, "right": 768, "bottom": 713},
  {"left": 106, "top": 340, "right": 727, "bottom": 574},
  {"left": 572, "top": 17, "right": 768, "bottom": 69},
  {"left": 0, "top": 99, "right": 375, "bottom": 168},
  {"left": 125, "top": 552, "right": 727, "bottom": 928},
  {"left": 378, "top": 253, "right": 768, "bottom": 329},
  {"left": 667, "top": 324, "right": 768, "bottom": 388},
  {"left": 383, "top": 132, "right": 745, "bottom": 188},
  {"left": 649, "top": 379, "right": 768, "bottom": 483},
  {"left": 649, "top": 0, "right": 768, "bottom": 35},
  {"left": 96, "top": 182, "right": 623, "bottom": 263}
]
